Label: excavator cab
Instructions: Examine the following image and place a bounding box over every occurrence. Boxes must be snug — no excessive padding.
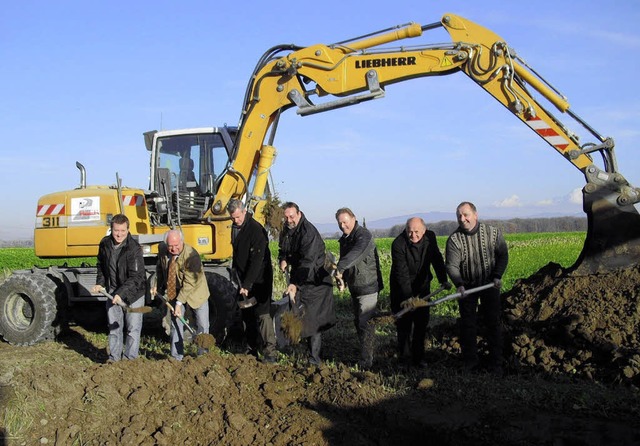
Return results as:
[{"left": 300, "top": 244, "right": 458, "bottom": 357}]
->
[{"left": 145, "top": 127, "right": 238, "bottom": 225}]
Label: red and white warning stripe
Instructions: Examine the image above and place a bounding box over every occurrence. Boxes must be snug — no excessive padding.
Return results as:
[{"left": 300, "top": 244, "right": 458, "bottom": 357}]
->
[
  {"left": 122, "top": 195, "right": 145, "bottom": 206},
  {"left": 37, "top": 204, "right": 65, "bottom": 216},
  {"left": 525, "top": 116, "right": 570, "bottom": 151}
]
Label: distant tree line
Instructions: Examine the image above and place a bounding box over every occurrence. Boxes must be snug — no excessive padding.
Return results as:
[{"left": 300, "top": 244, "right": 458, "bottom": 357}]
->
[
  {"left": 0, "top": 240, "right": 34, "bottom": 248},
  {"left": 367, "top": 216, "right": 587, "bottom": 238}
]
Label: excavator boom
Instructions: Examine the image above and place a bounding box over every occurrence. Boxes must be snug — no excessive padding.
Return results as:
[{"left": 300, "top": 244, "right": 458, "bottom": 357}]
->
[{"left": 208, "top": 13, "right": 640, "bottom": 274}]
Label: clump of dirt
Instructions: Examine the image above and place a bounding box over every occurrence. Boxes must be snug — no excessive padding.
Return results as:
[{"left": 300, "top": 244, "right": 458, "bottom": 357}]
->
[
  {"left": 193, "top": 333, "right": 216, "bottom": 350},
  {"left": 1, "top": 263, "right": 640, "bottom": 445},
  {"left": 280, "top": 311, "right": 303, "bottom": 344}
]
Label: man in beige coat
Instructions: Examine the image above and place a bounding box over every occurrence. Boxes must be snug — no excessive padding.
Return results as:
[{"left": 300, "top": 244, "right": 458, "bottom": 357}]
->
[{"left": 153, "top": 229, "right": 210, "bottom": 360}]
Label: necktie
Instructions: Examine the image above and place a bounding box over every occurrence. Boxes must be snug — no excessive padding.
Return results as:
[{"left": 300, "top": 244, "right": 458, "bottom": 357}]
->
[{"left": 166, "top": 257, "right": 177, "bottom": 300}]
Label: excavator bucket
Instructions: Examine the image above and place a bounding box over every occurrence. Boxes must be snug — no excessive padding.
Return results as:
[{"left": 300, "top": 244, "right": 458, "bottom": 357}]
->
[{"left": 571, "top": 187, "right": 640, "bottom": 275}]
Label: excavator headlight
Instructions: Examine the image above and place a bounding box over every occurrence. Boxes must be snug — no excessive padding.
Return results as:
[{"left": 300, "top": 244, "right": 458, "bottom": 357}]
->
[{"left": 212, "top": 200, "right": 223, "bottom": 214}]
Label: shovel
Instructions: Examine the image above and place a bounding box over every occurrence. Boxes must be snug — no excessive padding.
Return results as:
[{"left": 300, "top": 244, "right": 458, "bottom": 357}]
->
[
  {"left": 426, "top": 283, "right": 496, "bottom": 307},
  {"left": 237, "top": 293, "right": 257, "bottom": 309},
  {"left": 99, "top": 289, "right": 153, "bottom": 314},
  {"left": 393, "top": 283, "right": 451, "bottom": 319},
  {"left": 155, "top": 293, "right": 216, "bottom": 349},
  {"left": 394, "top": 283, "right": 496, "bottom": 319},
  {"left": 279, "top": 267, "right": 305, "bottom": 344},
  {"left": 232, "top": 270, "right": 257, "bottom": 309},
  {"left": 323, "top": 251, "right": 345, "bottom": 291}
]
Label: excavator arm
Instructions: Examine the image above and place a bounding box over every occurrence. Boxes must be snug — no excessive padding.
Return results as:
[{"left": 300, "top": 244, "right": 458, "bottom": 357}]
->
[{"left": 206, "top": 13, "right": 640, "bottom": 274}]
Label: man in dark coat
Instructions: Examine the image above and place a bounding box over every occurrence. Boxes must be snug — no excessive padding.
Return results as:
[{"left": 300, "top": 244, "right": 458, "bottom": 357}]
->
[
  {"left": 92, "top": 213, "right": 147, "bottom": 362},
  {"left": 390, "top": 217, "right": 449, "bottom": 368},
  {"left": 227, "top": 199, "right": 277, "bottom": 363},
  {"left": 335, "top": 208, "right": 383, "bottom": 368},
  {"left": 446, "top": 201, "right": 509, "bottom": 375},
  {"left": 278, "top": 202, "right": 336, "bottom": 366}
]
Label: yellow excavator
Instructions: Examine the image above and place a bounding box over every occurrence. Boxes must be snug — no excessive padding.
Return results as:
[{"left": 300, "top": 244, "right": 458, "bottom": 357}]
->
[{"left": 1, "top": 13, "right": 638, "bottom": 345}]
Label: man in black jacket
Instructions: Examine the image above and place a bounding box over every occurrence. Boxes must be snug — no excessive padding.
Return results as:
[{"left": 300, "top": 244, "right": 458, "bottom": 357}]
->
[
  {"left": 335, "top": 208, "right": 383, "bottom": 368},
  {"left": 390, "top": 217, "right": 449, "bottom": 368},
  {"left": 92, "top": 214, "right": 146, "bottom": 362},
  {"left": 278, "top": 202, "right": 336, "bottom": 366},
  {"left": 227, "top": 199, "right": 277, "bottom": 363}
]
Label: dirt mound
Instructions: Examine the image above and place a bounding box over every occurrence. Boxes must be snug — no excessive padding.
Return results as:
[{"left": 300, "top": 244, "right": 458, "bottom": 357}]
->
[{"left": 503, "top": 263, "right": 640, "bottom": 385}]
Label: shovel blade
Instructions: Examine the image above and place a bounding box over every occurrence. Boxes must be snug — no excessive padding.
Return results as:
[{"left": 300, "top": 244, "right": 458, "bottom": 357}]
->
[{"left": 238, "top": 296, "right": 258, "bottom": 309}]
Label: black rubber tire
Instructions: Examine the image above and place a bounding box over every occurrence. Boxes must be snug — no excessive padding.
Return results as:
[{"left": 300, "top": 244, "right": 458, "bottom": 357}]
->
[
  {"left": 206, "top": 271, "right": 239, "bottom": 345},
  {"left": 0, "top": 273, "right": 58, "bottom": 346}
]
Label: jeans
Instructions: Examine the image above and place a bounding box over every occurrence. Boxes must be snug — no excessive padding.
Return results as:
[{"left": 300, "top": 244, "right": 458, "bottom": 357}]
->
[
  {"left": 170, "top": 300, "right": 210, "bottom": 360},
  {"left": 106, "top": 296, "right": 144, "bottom": 361}
]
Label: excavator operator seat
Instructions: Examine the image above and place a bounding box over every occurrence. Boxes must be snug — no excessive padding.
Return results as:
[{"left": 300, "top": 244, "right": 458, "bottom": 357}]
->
[
  {"left": 178, "top": 156, "right": 199, "bottom": 192},
  {"left": 175, "top": 155, "right": 208, "bottom": 220}
]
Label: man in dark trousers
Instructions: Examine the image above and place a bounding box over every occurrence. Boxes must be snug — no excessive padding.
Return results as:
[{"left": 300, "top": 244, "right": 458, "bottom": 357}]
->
[
  {"left": 446, "top": 201, "right": 509, "bottom": 375},
  {"left": 278, "top": 202, "right": 336, "bottom": 366},
  {"left": 92, "top": 213, "right": 146, "bottom": 362},
  {"left": 390, "top": 217, "right": 449, "bottom": 368},
  {"left": 335, "top": 207, "right": 383, "bottom": 369},
  {"left": 227, "top": 199, "right": 277, "bottom": 363}
]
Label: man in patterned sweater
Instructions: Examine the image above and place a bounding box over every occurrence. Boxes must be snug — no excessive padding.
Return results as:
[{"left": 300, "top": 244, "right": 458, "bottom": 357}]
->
[{"left": 446, "top": 202, "right": 509, "bottom": 375}]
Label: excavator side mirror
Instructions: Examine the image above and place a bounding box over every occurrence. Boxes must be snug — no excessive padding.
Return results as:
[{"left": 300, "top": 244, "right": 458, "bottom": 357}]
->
[{"left": 143, "top": 130, "right": 158, "bottom": 151}]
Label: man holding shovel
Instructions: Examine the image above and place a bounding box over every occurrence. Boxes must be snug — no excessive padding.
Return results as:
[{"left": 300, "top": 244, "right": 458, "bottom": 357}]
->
[
  {"left": 92, "top": 214, "right": 147, "bottom": 362},
  {"left": 153, "top": 229, "right": 210, "bottom": 361},
  {"left": 446, "top": 202, "right": 509, "bottom": 375},
  {"left": 390, "top": 217, "right": 449, "bottom": 368},
  {"left": 278, "top": 202, "right": 336, "bottom": 366},
  {"left": 227, "top": 199, "right": 277, "bottom": 363},
  {"left": 335, "top": 208, "right": 383, "bottom": 369}
]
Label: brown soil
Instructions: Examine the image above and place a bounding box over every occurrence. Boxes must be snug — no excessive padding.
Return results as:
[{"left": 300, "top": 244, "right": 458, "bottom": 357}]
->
[{"left": 1, "top": 263, "right": 639, "bottom": 445}]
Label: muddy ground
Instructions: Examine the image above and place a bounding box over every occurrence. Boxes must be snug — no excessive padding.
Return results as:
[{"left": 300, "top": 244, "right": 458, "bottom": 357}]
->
[{"left": 1, "top": 263, "right": 639, "bottom": 445}]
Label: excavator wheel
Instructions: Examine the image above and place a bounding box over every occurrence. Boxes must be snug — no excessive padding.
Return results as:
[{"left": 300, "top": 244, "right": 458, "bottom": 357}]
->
[
  {"left": 206, "top": 271, "right": 239, "bottom": 345},
  {"left": 0, "top": 273, "right": 60, "bottom": 346}
]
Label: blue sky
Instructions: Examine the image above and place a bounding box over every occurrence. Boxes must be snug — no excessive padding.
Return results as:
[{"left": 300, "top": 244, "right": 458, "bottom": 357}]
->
[{"left": 2, "top": 1, "right": 639, "bottom": 240}]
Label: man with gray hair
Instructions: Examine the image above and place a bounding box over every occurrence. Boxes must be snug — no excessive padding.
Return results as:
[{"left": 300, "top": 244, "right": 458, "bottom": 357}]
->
[
  {"left": 390, "top": 217, "right": 449, "bottom": 368},
  {"left": 227, "top": 199, "right": 277, "bottom": 363},
  {"left": 153, "top": 229, "right": 210, "bottom": 361}
]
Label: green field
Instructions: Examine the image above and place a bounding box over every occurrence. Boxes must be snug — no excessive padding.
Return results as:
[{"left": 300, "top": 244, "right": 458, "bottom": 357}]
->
[{"left": 1, "top": 232, "right": 585, "bottom": 317}]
